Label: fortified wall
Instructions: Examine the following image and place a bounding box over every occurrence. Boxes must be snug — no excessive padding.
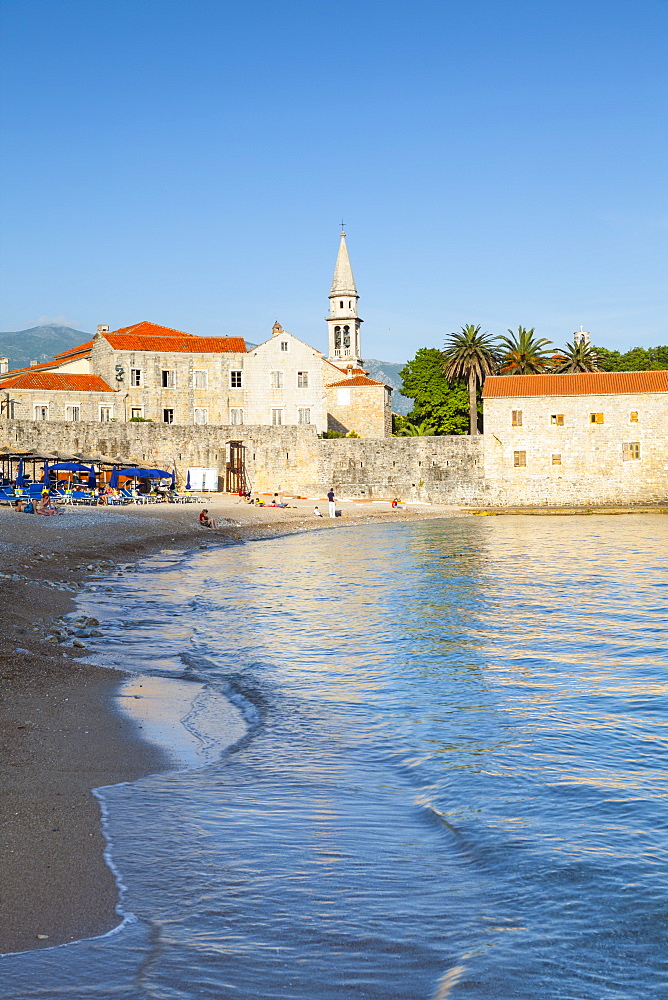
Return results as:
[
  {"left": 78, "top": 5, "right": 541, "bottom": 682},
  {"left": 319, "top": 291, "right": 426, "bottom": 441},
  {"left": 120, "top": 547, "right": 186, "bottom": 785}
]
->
[{"left": 0, "top": 420, "right": 484, "bottom": 501}]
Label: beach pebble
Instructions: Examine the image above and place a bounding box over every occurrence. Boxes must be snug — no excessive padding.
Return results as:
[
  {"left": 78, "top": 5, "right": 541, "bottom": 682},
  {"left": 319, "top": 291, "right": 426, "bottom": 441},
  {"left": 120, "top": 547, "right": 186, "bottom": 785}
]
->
[
  {"left": 85, "top": 618, "right": 99, "bottom": 626},
  {"left": 46, "top": 636, "right": 59, "bottom": 644},
  {"left": 15, "top": 648, "right": 31, "bottom": 654},
  {"left": 36, "top": 934, "right": 49, "bottom": 940},
  {"left": 87, "top": 564, "right": 94, "bottom": 570},
  {"left": 89, "top": 630, "right": 103, "bottom": 637},
  {"left": 72, "top": 639, "right": 86, "bottom": 648}
]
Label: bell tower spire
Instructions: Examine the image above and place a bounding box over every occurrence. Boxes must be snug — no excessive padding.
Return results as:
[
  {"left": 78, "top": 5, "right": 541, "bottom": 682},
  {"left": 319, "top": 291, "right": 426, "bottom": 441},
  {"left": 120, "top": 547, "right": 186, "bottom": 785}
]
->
[{"left": 326, "top": 229, "right": 363, "bottom": 365}]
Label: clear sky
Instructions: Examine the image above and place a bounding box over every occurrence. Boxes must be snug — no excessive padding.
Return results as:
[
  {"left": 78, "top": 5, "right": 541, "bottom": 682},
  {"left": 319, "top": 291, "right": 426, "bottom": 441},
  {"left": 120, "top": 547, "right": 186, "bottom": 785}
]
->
[{"left": 1, "top": 0, "right": 666, "bottom": 361}]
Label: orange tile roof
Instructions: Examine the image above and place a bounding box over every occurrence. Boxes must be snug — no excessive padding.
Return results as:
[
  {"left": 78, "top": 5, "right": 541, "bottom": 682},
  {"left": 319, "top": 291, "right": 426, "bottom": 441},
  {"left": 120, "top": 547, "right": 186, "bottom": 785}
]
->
[
  {"left": 53, "top": 340, "right": 93, "bottom": 359},
  {"left": 104, "top": 333, "right": 246, "bottom": 353},
  {"left": 326, "top": 375, "right": 386, "bottom": 388},
  {"left": 3, "top": 373, "right": 114, "bottom": 392},
  {"left": 483, "top": 371, "right": 668, "bottom": 398},
  {"left": 102, "top": 321, "right": 246, "bottom": 353}
]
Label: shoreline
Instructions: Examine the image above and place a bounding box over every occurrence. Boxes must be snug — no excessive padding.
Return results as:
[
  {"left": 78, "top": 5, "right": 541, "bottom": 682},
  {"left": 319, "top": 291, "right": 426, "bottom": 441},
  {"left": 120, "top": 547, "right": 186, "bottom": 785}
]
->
[
  {"left": 2, "top": 494, "right": 664, "bottom": 955},
  {"left": 0, "top": 494, "right": 459, "bottom": 955}
]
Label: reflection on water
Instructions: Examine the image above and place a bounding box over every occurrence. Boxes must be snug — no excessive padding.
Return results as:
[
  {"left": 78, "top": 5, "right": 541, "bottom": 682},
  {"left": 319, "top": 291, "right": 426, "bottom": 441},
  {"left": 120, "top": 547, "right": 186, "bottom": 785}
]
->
[{"left": 1, "top": 515, "right": 667, "bottom": 999}]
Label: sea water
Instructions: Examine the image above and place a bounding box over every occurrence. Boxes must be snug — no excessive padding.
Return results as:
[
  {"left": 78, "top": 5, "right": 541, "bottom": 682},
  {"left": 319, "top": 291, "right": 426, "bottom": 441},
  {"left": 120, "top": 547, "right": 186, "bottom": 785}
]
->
[{"left": 1, "top": 515, "right": 666, "bottom": 999}]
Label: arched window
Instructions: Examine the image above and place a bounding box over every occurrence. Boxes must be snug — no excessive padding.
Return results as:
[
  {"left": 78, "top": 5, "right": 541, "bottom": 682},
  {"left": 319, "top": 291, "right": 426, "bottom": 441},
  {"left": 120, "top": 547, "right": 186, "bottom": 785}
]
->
[
  {"left": 334, "top": 326, "right": 342, "bottom": 350},
  {"left": 343, "top": 325, "right": 350, "bottom": 348}
]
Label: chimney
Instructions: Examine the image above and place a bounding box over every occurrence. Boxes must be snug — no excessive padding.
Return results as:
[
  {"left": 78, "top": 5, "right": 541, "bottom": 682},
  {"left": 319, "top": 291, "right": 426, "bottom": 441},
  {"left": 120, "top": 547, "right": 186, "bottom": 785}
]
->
[
  {"left": 0, "top": 357, "right": 8, "bottom": 374},
  {"left": 30, "top": 360, "right": 39, "bottom": 367},
  {"left": 346, "top": 364, "right": 354, "bottom": 378},
  {"left": 97, "top": 324, "right": 110, "bottom": 334}
]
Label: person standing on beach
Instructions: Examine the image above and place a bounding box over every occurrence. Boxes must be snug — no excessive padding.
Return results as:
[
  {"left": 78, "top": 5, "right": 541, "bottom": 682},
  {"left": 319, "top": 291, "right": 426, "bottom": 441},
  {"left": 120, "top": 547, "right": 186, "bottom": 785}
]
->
[{"left": 327, "top": 488, "right": 336, "bottom": 518}]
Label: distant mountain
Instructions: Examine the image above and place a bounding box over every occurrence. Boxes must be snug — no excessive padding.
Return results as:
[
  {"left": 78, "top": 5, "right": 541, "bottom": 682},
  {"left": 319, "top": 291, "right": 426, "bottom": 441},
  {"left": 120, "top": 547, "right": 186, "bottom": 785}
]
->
[
  {"left": 363, "top": 358, "right": 411, "bottom": 414},
  {"left": 0, "top": 324, "right": 92, "bottom": 371}
]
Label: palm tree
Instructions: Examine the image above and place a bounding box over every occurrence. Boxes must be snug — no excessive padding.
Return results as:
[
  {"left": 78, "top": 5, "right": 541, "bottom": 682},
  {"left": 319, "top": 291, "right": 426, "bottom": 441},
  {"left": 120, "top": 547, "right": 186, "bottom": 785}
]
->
[
  {"left": 442, "top": 325, "right": 497, "bottom": 435},
  {"left": 497, "top": 327, "right": 554, "bottom": 374},
  {"left": 395, "top": 418, "right": 438, "bottom": 437},
  {"left": 551, "top": 340, "right": 601, "bottom": 373}
]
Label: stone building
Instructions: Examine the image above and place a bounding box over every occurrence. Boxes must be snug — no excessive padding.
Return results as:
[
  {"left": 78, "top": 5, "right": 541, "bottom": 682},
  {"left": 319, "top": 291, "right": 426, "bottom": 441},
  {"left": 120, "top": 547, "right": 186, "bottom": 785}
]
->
[
  {"left": 482, "top": 371, "right": 668, "bottom": 505},
  {"left": 0, "top": 372, "right": 116, "bottom": 422},
  {"left": 0, "top": 233, "right": 393, "bottom": 438}
]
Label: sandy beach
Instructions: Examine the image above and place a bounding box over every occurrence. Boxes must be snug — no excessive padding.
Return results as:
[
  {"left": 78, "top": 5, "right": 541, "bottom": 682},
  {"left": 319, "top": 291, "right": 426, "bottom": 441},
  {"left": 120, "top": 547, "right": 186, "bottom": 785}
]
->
[{"left": 0, "top": 493, "right": 459, "bottom": 954}]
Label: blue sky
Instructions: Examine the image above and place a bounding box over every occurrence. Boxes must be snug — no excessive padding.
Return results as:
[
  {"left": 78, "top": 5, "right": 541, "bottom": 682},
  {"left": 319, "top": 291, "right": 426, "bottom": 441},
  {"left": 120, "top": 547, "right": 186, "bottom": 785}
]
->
[{"left": 1, "top": 0, "right": 666, "bottom": 361}]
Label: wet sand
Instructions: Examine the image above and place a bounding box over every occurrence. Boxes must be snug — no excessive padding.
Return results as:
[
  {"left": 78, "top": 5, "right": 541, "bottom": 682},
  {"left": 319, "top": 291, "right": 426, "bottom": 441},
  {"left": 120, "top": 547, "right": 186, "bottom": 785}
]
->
[{"left": 0, "top": 494, "right": 458, "bottom": 954}]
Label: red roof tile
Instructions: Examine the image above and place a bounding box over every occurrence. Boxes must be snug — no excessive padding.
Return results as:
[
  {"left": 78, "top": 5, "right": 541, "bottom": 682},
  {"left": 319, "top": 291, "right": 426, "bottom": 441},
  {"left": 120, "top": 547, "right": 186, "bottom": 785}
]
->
[
  {"left": 0, "top": 360, "right": 61, "bottom": 379},
  {"left": 53, "top": 340, "right": 93, "bottom": 359},
  {"left": 104, "top": 333, "right": 246, "bottom": 353},
  {"left": 326, "top": 375, "right": 386, "bottom": 388},
  {"left": 110, "top": 321, "right": 196, "bottom": 339},
  {"left": 483, "top": 371, "right": 668, "bottom": 398},
  {"left": 3, "top": 373, "right": 114, "bottom": 392}
]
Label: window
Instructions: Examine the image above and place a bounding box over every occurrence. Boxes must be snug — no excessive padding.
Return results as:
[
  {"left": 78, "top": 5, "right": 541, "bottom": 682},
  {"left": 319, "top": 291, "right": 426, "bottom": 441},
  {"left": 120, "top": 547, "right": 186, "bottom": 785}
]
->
[
  {"left": 162, "top": 370, "right": 176, "bottom": 388},
  {"left": 194, "top": 408, "right": 208, "bottom": 424},
  {"left": 99, "top": 406, "right": 113, "bottom": 422},
  {"left": 551, "top": 414, "right": 564, "bottom": 425},
  {"left": 622, "top": 442, "right": 641, "bottom": 461},
  {"left": 163, "top": 408, "right": 174, "bottom": 424},
  {"left": 66, "top": 405, "right": 80, "bottom": 422},
  {"left": 131, "top": 407, "right": 143, "bottom": 419},
  {"left": 513, "top": 451, "right": 527, "bottom": 467},
  {"left": 230, "top": 370, "right": 242, "bottom": 388},
  {"left": 230, "top": 408, "right": 244, "bottom": 425},
  {"left": 271, "top": 371, "right": 284, "bottom": 388},
  {"left": 340, "top": 301, "right": 343, "bottom": 308},
  {"left": 297, "top": 371, "right": 309, "bottom": 388},
  {"left": 280, "top": 341, "right": 289, "bottom": 352},
  {"left": 193, "top": 370, "right": 208, "bottom": 389},
  {"left": 271, "top": 408, "right": 283, "bottom": 425},
  {"left": 590, "top": 412, "right": 604, "bottom": 424},
  {"left": 34, "top": 404, "right": 49, "bottom": 421},
  {"left": 630, "top": 411, "right": 639, "bottom": 423},
  {"left": 130, "top": 369, "right": 142, "bottom": 387},
  {"left": 551, "top": 454, "right": 562, "bottom": 465},
  {"left": 512, "top": 410, "right": 523, "bottom": 426},
  {"left": 298, "top": 408, "right": 311, "bottom": 424}
]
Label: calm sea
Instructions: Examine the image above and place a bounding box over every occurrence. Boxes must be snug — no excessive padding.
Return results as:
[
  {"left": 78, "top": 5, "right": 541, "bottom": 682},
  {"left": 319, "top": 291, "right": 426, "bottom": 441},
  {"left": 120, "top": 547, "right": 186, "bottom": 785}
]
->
[{"left": 2, "top": 515, "right": 667, "bottom": 999}]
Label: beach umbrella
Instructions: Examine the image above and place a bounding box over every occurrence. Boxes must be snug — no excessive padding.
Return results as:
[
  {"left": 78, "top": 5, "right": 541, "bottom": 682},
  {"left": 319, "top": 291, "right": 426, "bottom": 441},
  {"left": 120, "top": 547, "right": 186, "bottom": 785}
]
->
[
  {"left": 15, "top": 459, "right": 24, "bottom": 486},
  {"left": 185, "top": 469, "right": 191, "bottom": 490},
  {"left": 170, "top": 469, "right": 176, "bottom": 489},
  {"left": 88, "top": 465, "right": 97, "bottom": 488},
  {"left": 43, "top": 459, "right": 49, "bottom": 484},
  {"left": 109, "top": 466, "right": 119, "bottom": 489}
]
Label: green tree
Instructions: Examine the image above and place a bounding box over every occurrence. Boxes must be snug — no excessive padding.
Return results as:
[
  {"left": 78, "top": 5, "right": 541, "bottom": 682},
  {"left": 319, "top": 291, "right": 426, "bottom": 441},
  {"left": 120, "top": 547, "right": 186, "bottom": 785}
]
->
[
  {"left": 497, "top": 326, "right": 554, "bottom": 374},
  {"left": 398, "top": 347, "right": 469, "bottom": 435},
  {"left": 442, "top": 325, "right": 498, "bottom": 434},
  {"left": 394, "top": 417, "right": 439, "bottom": 436},
  {"left": 551, "top": 340, "right": 602, "bottom": 373},
  {"left": 591, "top": 346, "right": 622, "bottom": 372}
]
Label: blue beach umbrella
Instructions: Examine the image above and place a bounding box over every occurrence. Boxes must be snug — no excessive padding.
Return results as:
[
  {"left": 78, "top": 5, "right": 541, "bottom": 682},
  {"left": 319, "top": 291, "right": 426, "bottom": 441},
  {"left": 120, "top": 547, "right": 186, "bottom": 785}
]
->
[
  {"left": 170, "top": 469, "right": 176, "bottom": 489},
  {"left": 109, "top": 466, "right": 119, "bottom": 489},
  {"left": 42, "top": 459, "right": 49, "bottom": 484},
  {"left": 88, "top": 465, "right": 97, "bottom": 488},
  {"left": 185, "top": 469, "right": 191, "bottom": 490},
  {"left": 15, "top": 459, "right": 24, "bottom": 486}
]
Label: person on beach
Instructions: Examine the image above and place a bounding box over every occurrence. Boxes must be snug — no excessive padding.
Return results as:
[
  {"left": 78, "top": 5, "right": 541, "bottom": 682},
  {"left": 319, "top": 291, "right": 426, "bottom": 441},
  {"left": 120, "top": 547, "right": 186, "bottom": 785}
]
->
[
  {"left": 13, "top": 497, "right": 29, "bottom": 513},
  {"left": 314, "top": 506, "right": 324, "bottom": 517},
  {"left": 199, "top": 509, "right": 217, "bottom": 529},
  {"left": 327, "top": 488, "right": 336, "bottom": 518},
  {"left": 35, "top": 492, "right": 58, "bottom": 515}
]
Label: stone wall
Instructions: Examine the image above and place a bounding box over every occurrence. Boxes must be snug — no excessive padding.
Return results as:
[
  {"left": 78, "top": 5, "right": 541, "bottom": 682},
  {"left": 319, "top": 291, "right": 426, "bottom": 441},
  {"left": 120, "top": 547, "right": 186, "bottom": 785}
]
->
[
  {"left": 483, "top": 392, "right": 668, "bottom": 505},
  {"left": 319, "top": 435, "right": 485, "bottom": 501},
  {"left": 324, "top": 382, "right": 393, "bottom": 438},
  {"left": 0, "top": 419, "right": 483, "bottom": 501}
]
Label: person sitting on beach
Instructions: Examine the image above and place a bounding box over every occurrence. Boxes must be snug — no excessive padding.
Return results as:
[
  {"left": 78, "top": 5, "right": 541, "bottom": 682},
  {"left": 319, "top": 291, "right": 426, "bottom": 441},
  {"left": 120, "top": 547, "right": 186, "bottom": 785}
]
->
[
  {"left": 35, "top": 492, "right": 59, "bottom": 516},
  {"left": 314, "top": 506, "right": 324, "bottom": 517},
  {"left": 199, "top": 509, "right": 217, "bottom": 529},
  {"left": 13, "top": 497, "right": 29, "bottom": 513},
  {"left": 391, "top": 498, "right": 402, "bottom": 509}
]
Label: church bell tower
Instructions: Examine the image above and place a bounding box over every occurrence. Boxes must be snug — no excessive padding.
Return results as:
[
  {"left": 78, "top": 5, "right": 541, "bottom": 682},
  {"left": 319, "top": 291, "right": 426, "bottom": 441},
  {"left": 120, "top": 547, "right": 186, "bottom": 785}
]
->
[{"left": 326, "top": 230, "right": 363, "bottom": 366}]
